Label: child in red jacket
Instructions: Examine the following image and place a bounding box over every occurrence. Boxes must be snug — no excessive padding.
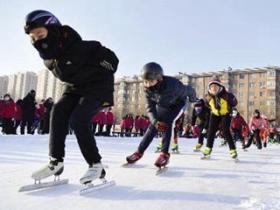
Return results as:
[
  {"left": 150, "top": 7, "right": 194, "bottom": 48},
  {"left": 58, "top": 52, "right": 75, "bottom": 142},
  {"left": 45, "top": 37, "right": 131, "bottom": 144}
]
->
[{"left": 1, "top": 94, "right": 16, "bottom": 134}]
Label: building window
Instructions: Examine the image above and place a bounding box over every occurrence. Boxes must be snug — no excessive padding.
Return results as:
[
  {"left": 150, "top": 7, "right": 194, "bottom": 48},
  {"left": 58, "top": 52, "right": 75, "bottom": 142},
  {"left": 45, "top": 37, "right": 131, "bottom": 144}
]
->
[
  {"left": 268, "top": 71, "right": 276, "bottom": 77},
  {"left": 239, "top": 74, "right": 245, "bottom": 79},
  {"left": 249, "top": 92, "right": 254, "bottom": 97},
  {"left": 249, "top": 101, "right": 254, "bottom": 106},
  {"left": 267, "top": 81, "right": 276, "bottom": 87},
  {"left": 239, "top": 83, "right": 244, "bottom": 88},
  {"left": 249, "top": 83, "right": 255, "bottom": 88}
]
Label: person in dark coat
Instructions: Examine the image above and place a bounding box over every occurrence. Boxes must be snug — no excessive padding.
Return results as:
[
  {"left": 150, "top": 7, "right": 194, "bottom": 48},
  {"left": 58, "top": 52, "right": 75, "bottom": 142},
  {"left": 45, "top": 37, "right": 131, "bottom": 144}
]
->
[
  {"left": 24, "top": 10, "right": 118, "bottom": 183},
  {"left": 126, "top": 62, "right": 196, "bottom": 168},
  {"left": 20, "top": 90, "right": 36, "bottom": 134},
  {"left": 14, "top": 99, "right": 23, "bottom": 134}
]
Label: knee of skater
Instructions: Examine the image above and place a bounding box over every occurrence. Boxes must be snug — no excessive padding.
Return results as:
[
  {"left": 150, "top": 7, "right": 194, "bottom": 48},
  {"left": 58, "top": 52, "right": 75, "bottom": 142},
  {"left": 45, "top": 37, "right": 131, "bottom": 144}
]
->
[{"left": 69, "top": 116, "right": 88, "bottom": 129}]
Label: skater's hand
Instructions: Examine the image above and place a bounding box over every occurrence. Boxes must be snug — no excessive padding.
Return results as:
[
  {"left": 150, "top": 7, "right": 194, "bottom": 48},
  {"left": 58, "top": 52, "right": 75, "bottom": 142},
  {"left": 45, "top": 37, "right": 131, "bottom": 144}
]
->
[
  {"left": 201, "top": 129, "right": 207, "bottom": 134},
  {"left": 156, "top": 121, "right": 169, "bottom": 132}
]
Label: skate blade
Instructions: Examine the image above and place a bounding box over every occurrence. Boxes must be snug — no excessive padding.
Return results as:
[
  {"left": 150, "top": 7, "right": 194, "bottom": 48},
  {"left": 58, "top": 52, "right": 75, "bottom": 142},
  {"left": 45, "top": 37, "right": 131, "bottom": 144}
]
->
[
  {"left": 193, "top": 149, "right": 201, "bottom": 152},
  {"left": 121, "top": 163, "right": 135, "bottom": 168},
  {"left": 171, "top": 151, "right": 180, "bottom": 154},
  {"left": 201, "top": 155, "right": 210, "bottom": 160},
  {"left": 155, "top": 166, "right": 168, "bottom": 175},
  {"left": 79, "top": 180, "right": 115, "bottom": 195},
  {"left": 19, "top": 179, "right": 69, "bottom": 192},
  {"left": 233, "top": 158, "right": 240, "bottom": 163}
]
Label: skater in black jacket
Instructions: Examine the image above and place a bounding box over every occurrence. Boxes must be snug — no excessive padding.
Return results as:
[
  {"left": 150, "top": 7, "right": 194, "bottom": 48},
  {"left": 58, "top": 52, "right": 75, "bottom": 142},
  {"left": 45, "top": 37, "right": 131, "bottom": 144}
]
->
[
  {"left": 126, "top": 62, "right": 196, "bottom": 168},
  {"left": 191, "top": 98, "right": 210, "bottom": 151},
  {"left": 24, "top": 10, "right": 118, "bottom": 184}
]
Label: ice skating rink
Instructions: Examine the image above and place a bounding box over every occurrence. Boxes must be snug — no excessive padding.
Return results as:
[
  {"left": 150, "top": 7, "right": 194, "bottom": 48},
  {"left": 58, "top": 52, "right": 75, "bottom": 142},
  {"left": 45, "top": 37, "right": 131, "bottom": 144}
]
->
[{"left": 0, "top": 135, "right": 279, "bottom": 210}]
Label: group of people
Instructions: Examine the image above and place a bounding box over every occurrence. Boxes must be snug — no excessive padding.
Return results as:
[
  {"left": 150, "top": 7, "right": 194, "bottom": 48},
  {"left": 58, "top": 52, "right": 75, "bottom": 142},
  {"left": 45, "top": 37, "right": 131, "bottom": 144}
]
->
[
  {"left": 21, "top": 10, "right": 279, "bottom": 186},
  {"left": 91, "top": 108, "right": 115, "bottom": 136},
  {"left": 188, "top": 78, "right": 278, "bottom": 158},
  {"left": 120, "top": 114, "right": 151, "bottom": 136},
  {"left": 0, "top": 90, "right": 54, "bottom": 135}
]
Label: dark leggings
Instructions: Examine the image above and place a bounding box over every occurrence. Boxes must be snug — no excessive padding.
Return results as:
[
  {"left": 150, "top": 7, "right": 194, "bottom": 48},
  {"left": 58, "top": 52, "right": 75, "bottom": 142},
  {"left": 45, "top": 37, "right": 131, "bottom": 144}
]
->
[
  {"left": 49, "top": 93, "right": 103, "bottom": 165},
  {"left": 206, "top": 114, "right": 236, "bottom": 150}
]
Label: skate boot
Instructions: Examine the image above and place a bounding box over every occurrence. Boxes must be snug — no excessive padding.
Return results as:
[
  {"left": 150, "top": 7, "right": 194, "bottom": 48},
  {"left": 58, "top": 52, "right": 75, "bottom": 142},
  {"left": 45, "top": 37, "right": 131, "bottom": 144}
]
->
[
  {"left": 80, "top": 162, "right": 105, "bottom": 185},
  {"left": 263, "top": 141, "right": 267, "bottom": 148},
  {"left": 193, "top": 143, "right": 202, "bottom": 152},
  {"left": 201, "top": 147, "right": 212, "bottom": 159},
  {"left": 31, "top": 157, "right": 64, "bottom": 181},
  {"left": 155, "top": 143, "right": 162, "bottom": 153},
  {"left": 230, "top": 149, "right": 238, "bottom": 159},
  {"left": 171, "top": 144, "right": 179, "bottom": 153},
  {"left": 126, "top": 151, "right": 143, "bottom": 164},
  {"left": 154, "top": 152, "right": 170, "bottom": 168}
]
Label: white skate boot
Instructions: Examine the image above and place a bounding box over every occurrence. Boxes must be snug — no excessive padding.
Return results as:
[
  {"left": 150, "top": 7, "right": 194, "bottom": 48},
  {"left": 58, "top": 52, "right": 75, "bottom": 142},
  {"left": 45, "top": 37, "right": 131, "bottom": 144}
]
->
[
  {"left": 80, "top": 163, "right": 105, "bottom": 185},
  {"left": 31, "top": 158, "right": 64, "bottom": 181}
]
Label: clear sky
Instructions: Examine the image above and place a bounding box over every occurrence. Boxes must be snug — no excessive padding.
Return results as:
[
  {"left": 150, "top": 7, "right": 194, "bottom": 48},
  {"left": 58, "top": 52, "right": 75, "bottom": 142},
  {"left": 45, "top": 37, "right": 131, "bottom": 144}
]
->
[{"left": 0, "top": 0, "right": 279, "bottom": 77}]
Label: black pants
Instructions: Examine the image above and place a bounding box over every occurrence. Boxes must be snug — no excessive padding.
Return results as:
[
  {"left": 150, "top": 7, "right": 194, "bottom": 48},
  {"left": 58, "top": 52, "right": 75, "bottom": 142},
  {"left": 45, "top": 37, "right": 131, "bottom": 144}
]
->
[
  {"left": 49, "top": 93, "right": 102, "bottom": 165},
  {"left": 97, "top": 124, "right": 104, "bottom": 135},
  {"left": 20, "top": 118, "right": 33, "bottom": 134},
  {"left": 14, "top": 120, "right": 21, "bottom": 134},
  {"left": 2, "top": 118, "right": 14, "bottom": 134},
  {"left": 206, "top": 114, "right": 236, "bottom": 150},
  {"left": 245, "top": 129, "right": 262, "bottom": 149},
  {"left": 105, "top": 124, "right": 112, "bottom": 136},
  {"left": 197, "top": 125, "right": 207, "bottom": 145},
  {"left": 232, "top": 129, "right": 245, "bottom": 146},
  {"left": 138, "top": 104, "right": 185, "bottom": 154},
  {"left": 92, "top": 123, "right": 97, "bottom": 135},
  {"left": 42, "top": 114, "right": 50, "bottom": 134}
]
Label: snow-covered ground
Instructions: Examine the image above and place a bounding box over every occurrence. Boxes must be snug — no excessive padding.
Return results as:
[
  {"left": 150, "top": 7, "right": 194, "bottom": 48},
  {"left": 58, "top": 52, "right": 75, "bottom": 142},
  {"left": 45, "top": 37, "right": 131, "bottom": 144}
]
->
[{"left": 0, "top": 135, "right": 279, "bottom": 210}]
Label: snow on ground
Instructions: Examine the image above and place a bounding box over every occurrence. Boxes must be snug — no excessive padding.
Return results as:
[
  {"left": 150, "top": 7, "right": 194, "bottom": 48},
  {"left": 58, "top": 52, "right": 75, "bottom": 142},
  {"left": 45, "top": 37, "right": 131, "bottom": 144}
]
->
[{"left": 0, "top": 135, "right": 280, "bottom": 210}]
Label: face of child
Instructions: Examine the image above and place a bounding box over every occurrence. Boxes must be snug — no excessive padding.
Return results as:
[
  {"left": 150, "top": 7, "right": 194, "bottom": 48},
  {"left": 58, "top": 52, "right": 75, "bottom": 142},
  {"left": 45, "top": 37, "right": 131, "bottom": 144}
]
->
[
  {"left": 209, "top": 84, "right": 220, "bottom": 95},
  {"left": 143, "top": 79, "right": 158, "bottom": 88},
  {"left": 29, "top": 27, "right": 48, "bottom": 43}
]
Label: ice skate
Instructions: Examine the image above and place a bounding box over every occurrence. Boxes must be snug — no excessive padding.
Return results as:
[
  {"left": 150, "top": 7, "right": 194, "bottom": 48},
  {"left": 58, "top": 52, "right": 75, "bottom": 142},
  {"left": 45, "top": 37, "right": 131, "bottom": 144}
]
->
[
  {"left": 31, "top": 158, "right": 64, "bottom": 181},
  {"left": 79, "top": 164, "right": 116, "bottom": 195},
  {"left": 80, "top": 163, "right": 105, "bottom": 185},
  {"left": 171, "top": 144, "right": 179, "bottom": 154},
  {"left": 124, "top": 151, "right": 143, "bottom": 165},
  {"left": 155, "top": 143, "right": 162, "bottom": 153},
  {"left": 19, "top": 158, "right": 67, "bottom": 192},
  {"left": 155, "top": 152, "right": 170, "bottom": 175},
  {"left": 193, "top": 143, "right": 202, "bottom": 152},
  {"left": 201, "top": 147, "right": 212, "bottom": 159},
  {"left": 230, "top": 149, "right": 239, "bottom": 162}
]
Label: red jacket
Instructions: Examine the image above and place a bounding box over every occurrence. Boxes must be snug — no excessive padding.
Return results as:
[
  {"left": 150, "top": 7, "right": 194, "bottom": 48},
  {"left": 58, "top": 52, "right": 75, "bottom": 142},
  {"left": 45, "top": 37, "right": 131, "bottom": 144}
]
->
[
  {"left": 15, "top": 104, "right": 23, "bottom": 121},
  {"left": 125, "top": 117, "right": 134, "bottom": 129},
  {"left": 91, "top": 113, "right": 99, "bottom": 123},
  {"left": 134, "top": 117, "right": 141, "bottom": 129},
  {"left": 231, "top": 115, "right": 248, "bottom": 131},
  {"left": 94, "top": 111, "right": 106, "bottom": 125},
  {"left": 249, "top": 116, "right": 268, "bottom": 130},
  {"left": 1, "top": 100, "right": 16, "bottom": 119},
  {"left": 36, "top": 104, "right": 45, "bottom": 119},
  {"left": 105, "top": 111, "right": 114, "bottom": 125}
]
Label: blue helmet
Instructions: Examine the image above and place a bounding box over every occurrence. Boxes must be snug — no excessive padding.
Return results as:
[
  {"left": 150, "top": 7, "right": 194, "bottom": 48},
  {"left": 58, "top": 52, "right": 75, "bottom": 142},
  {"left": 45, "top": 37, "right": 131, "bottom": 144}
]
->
[
  {"left": 24, "top": 10, "right": 61, "bottom": 34},
  {"left": 141, "top": 62, "right": 164, "bottom": 80}
]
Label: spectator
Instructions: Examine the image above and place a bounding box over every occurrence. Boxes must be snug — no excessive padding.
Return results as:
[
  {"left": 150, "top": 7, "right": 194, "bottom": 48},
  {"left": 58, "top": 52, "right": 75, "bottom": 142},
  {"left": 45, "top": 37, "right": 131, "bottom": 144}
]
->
[{"left": 21, "top": 90, "right": 36, "bottom": 134}]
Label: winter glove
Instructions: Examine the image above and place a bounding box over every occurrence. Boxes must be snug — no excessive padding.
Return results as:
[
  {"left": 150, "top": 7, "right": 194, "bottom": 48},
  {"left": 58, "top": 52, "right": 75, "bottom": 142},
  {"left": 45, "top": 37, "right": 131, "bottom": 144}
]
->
[{"left": 156, "top": 121, "right": 169, "bottom": 132}]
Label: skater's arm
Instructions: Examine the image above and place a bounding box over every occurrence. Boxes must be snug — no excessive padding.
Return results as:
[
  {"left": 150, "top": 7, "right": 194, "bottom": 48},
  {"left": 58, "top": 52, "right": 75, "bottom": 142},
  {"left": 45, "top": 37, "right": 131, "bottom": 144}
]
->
[
  {"left": 191, "top": 109, "right": 197, "bottom": 126},
  {"left": 145, "top": 93, "right": 157, "bottom": 125}
]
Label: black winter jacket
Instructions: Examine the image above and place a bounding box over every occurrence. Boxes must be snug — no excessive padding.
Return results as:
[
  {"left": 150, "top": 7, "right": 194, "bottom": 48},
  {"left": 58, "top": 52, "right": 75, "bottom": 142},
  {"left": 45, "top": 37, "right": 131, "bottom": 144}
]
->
[
  {"left": 44, "top": 26, "right": 119, "bottom": 106},
  {"left": 145, "top": 76, "right": 196, "bottom": 124}
]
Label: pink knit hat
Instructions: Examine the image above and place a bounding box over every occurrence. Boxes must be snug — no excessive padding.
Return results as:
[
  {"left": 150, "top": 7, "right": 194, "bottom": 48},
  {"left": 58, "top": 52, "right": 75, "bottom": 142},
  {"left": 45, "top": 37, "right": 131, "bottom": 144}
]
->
[{"left": 208, "top": 75, "right": 223, "bottom": 88}]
